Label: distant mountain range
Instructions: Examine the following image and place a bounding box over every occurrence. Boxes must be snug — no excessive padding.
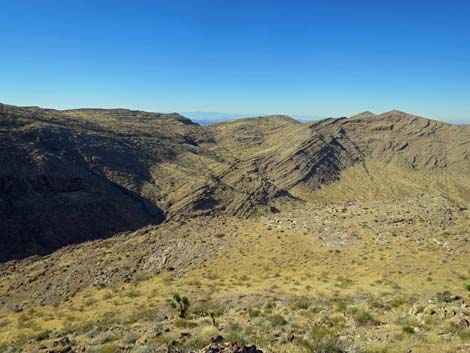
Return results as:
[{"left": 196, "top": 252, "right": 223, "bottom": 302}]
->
[
  {"left": 180, "top": 111, "right": 325, "bottom": 124},
  {"left": 181, "top": 111, "right": 469, "bottom": 125}
]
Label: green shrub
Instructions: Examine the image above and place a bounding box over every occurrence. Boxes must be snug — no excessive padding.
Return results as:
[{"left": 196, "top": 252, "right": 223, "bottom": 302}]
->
[
  {"left": 458, "top": 328, "right": 470, "bottom": 341},
  {"left": 225, "top": 323, "right": 247, "bottom": 344},
  {"left": 264, "top": 300, "right": 276, "bottom": 309},
  {"left": 34, "top": 330, "right": 52, "bottom": 341},
  {"left": 291, "top": 295, "right": 313, "bottom": 310},
  {"left": 174, "top": 318, "right": 198, "bottom": 329},
  {"left": 402, "top": 325, "right": 415, "bottom": 334},
  {"left": 180, "top": 337, "right": 208, "bottom": 351},
  {"left": 125, "top": 288, "right": 142, "bottom": 298},
  {"left": 248, "top": 308, "right": 260, "bottom": 318},
  {"left": 209, "top": 311, "right": 218, "bottom": 327},
  {"left": 122, "top": 332, "right": 140, "bottom": 344},
  {"left": 98, "top": 344, "right": 119, "bottom": 353},
  {"left": 267, "top": 314, "right": 287, "bottom": 327},
  {"left": 334, "top": 300, "right": 347, "bottom": 313},
  {"left": 96, "top": 333, "right": 117, "bottom": 345},
  {"left": 464, "top": 282, "right": 470, "bottom": 293},
  {"left": 126, "top": 305, "right": 160, "bottom": 323},
  {"left": 353, "top": 310, "right": 377, "bottom": 326},
  {"left": 298, "top": 324, "right": 346, "bottom": 353}
]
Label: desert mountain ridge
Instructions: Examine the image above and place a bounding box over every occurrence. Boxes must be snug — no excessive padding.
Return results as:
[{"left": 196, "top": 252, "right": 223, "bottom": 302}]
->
[
  {"left": 1, "top": 102, "right": 469, "bottom": 261},
  {"left": 1, "top": 102, "right": 470, "bottom": 353}
]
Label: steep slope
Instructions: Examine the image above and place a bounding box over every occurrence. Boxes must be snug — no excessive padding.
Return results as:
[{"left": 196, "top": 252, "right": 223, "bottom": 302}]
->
[
  {"left": 0, "top": 104, "right": 172, "bottom": 261},
  {"left": 340, "top": 110, "right": 470, "bottom": 174}
]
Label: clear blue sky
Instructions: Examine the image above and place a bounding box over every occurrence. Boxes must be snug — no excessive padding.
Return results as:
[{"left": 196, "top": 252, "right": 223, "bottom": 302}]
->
[{"left": 1, "top": 0, "right": 469, "bottom": 122}]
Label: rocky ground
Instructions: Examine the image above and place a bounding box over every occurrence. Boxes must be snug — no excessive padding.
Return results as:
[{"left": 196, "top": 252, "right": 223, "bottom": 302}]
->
[{"left": 1, "top": 191, "right": 469, "bottom": 353}]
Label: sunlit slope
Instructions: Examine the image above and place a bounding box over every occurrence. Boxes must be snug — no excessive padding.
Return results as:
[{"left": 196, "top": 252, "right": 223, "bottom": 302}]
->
[{"left": 294, "top": 160, "right": 470, "bottom": 203}]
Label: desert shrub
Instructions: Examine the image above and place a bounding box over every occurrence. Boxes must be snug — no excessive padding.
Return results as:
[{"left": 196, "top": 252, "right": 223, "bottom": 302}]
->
[
  {"left": 125, "top": 288, "right": 142, "bottom": 298},
  {"left": 297, "top": 324, "right": 346, "bottom": 353},
  {"left": 353, "top": 310, "right": 377, "bottom": 326},
  {"left": 401, "top": 325, "right": 415, "bottom": 334},
  {"left": 458, "top": 328, "right": 470, "bottom": 341},
  {"left": 85, "top": 297, "right": 96, "bottom": 306},
  {"left": 95, "top": 332, "right": 118, "bottom": 345},
  {"left": 465, "top": 282, "right": 470, "bottom": 293},
  {"left": 248, "top": 308, "right": 261, "bottom": 318},
  {"left": 196, "top": 325, "right": 219, "bottom": 341},
  {"left": 102, "top": 291, "right": 113, "bottom": 300},
  {"left": 329, "top": 313, "right": 347, "bottom": 328},
  {"left": 16, "top": 313, "right": 29, "bottom": 329},
  {"left": 291, "top": 295, "right": 313, "bottom": 310},
  {"left": 190, "top": 301, "right": 224, "bottom": 319},
  {"left": 122, "top": 333, "right": 140, "bottom": 344},
  {"left": 0, "top": 319, "right": 10, "bottom": 329},
  {"left": 131, "top": 346, "right": 161, "bottom": 353},
  {"left": 161, "top": 273, "right": 174, "bottom": 285},
  {"left": 76, "top": 322, "right": 104, "bottom": 335},
  {"left": 0, "top": 343, "right": 22, "bottom": 353},
  {"left": 99, "top": 311, "right": 118, "bottom": 325},
  {"left": 435, "top": 291, "right": 454, "bottom": 303},
  {"left": 267, "top": 314, "right": 287, "bottom": 327},
  {"left": 335, "top": 276, "right": 353, "bottom": 289},
  {"left": 179, "top": 336, "right": 209, "bottom": 352},
  {"left": 174, "top": 318, "right": 198, "bottom": 329},
  {"left": 133, "top": 271, "right": 151, "bottom": 283},
  {"left": 225, "top": 323, "right": 247, "bottom": 344},
  {"left": 264, "top": 300, "right": 277, "bottom": 309},
  {"left": 334, "top": 300, "right": 347, "bottom": 313},
  {"left": 34, "top": 330, "right": 52, "bottom": 341},
  {"left": 97, "top": 344, "right": 119, "bottom": 353},
  {"left": 363, "top": 347, "right": 389, "bottom": 353},
  {"left": 386, "top": 294, "right": 416, "bottom": 309},
  {"left": 126, "top": 305, "right": 160, "bottom": 323}
]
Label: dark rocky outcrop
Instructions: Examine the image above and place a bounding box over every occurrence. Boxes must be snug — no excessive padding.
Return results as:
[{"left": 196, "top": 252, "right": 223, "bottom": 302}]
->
[{"left": 199, "top": 341, "right": 263, "bottom": 353}]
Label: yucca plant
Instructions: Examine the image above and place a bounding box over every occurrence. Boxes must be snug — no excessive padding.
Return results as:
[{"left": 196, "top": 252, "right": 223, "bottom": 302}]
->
[{"left": 166, "top": 292, "right": 190, "bottom": 318}]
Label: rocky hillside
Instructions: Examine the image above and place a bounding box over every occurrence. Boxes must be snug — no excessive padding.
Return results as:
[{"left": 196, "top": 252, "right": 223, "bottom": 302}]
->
[{"left": 1, "top": 103, "right": 469, "bottom": 261}]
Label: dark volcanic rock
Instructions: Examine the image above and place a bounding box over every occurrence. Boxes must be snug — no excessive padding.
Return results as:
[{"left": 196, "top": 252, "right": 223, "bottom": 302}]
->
[{"left": 199, "top": 341, "right": 263, "bottom": 353}]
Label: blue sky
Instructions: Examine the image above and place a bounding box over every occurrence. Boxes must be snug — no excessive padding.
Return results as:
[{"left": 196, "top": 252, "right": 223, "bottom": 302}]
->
[{"left": 1, "top": 0, "right": 469, "bottom": 123}]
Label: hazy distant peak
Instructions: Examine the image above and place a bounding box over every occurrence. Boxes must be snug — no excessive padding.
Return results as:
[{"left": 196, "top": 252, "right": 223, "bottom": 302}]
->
[
  {"left": 376, "top": 110, "right": 449, "bottom": 125},
  {"left": 215, "top": 114, "right": 300, "bottom": 127},
  {"left": 349, "top": 111, "right": 377, "bottom": 119},
  {"left": 253, "top": 114, "right": 299, "bottom": 123}
]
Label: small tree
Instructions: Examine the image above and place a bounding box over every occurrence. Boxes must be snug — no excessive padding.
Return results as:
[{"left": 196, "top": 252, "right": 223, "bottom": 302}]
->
[
  {"left": 465, "top": 282, "right": 470, "bottom": 297},
  {"left": 166, "top": 292, "right": 190, "bottom": 318},
  {"left": 209, "top": 311, "right": 217, "bottom": 327}
]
